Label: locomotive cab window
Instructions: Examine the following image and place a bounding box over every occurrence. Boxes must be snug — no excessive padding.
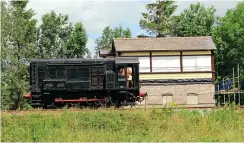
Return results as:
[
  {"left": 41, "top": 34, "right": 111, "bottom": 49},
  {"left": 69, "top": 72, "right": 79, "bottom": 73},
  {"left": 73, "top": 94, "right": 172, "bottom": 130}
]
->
[{"left": 117, "top": 65, "right": 134, "bottom": 88}]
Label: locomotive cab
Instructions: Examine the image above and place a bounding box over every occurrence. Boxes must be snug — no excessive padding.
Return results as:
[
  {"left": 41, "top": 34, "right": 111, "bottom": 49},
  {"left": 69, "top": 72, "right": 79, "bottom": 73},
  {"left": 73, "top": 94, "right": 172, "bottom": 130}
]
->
[
  {"left": 116, "top": 65, "right": 134, "bottom": 89},
  {"left": 115, "top": 57, "right": 139, "bottom": 90}
]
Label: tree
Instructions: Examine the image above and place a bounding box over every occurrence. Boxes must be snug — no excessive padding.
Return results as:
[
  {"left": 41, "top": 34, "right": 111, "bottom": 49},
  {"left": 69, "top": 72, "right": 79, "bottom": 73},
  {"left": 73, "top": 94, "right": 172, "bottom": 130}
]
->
[
  {"left": 212, "top": 2, "right": 244, "bottom": 88},
  {"left": 1, "top": 59, "right": 30, "bottom": 110},
  {"left": 94, "top": 25, "right": 132, "bottom": 58},
  {"left": 1, "top": 1, "right": 12, "bottom": 52},
  {"left": 85, "top": 49, "right": 92, "bottom": 58},
  {"left": 137, "top": 34, "right": 153, "bottom": 38},
  {"left": 65, "top": 22, "right": 88, "bottom": 58},
  {"left": 113, "top": 26, "right": 132, "bottom": 38},
  {"left": 10, "top": 0, "right": 37, "bottom": 60},
  {"left": 139, "top": 0, "right": 177, "bottom": 37},
  {"left": 94, "top": 26, "right": 113, "bottom": 58},
  {"left": 37, "top": 11, "right": 88, "bottom": 58},
  {"left": 1, "top": 1, "right": 90, "bottom": 110},
  {"left": 1, "top": 0, "right": 13, "bottom": 109},
  {"left": 172, "top": 2, "right": 216, "bottom": 37},
  {"left": 1, "top": 0, "right": 37, "bottom": 110},
  {"left": 37, "top": 10, "right": 72, "bottom": 58}
]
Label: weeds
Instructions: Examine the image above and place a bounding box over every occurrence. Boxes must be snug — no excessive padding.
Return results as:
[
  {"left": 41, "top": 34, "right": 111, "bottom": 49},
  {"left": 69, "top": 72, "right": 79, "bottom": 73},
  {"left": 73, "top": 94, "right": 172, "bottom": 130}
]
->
[{"left": 1, "top": 108, "right": 244, "bottom": 142}]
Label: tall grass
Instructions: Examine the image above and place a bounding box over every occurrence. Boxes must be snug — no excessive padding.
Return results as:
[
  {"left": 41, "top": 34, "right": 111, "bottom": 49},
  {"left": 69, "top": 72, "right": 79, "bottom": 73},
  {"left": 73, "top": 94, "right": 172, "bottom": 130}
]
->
[{"left": 2, "top": 108, "right": 244, "bottom": 142}]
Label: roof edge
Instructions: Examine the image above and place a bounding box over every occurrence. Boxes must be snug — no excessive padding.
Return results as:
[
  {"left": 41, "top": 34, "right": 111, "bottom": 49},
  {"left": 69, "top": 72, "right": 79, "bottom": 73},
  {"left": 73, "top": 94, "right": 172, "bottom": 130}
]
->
[
  {"left": 115, "top": 49, "right": 216, "bottom": 52},
  {"left": 113, "top": 36, "right": 212, "bottom": 40}
]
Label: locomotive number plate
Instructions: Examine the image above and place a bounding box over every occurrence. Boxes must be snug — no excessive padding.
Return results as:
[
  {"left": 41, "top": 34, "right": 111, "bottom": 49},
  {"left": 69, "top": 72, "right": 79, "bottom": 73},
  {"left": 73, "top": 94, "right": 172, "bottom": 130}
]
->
[{"left": 118, "top": 78, "right": 126, "bottom": 81}]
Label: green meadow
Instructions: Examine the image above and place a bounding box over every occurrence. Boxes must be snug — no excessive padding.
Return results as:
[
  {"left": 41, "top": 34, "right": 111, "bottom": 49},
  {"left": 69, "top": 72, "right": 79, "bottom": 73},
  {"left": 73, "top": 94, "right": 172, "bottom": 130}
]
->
[{"left": 2, "top": 107, "right": 244, "bottom": 142}]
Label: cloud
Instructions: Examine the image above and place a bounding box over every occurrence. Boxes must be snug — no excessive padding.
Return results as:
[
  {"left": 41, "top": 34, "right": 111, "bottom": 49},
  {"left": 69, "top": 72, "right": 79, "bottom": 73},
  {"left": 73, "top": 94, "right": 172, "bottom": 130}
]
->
[
  {"left": 27, "top": 0, "right": 241, "bottom": 57},
  {"left": 28, "top": 0, "right": 146, "bottom": 34},
  {"left": 174, "top": 0, "right": 240, "bottom": 17},
  {"left": 27, "top": 0, "right": 147, "bottom": 57}
]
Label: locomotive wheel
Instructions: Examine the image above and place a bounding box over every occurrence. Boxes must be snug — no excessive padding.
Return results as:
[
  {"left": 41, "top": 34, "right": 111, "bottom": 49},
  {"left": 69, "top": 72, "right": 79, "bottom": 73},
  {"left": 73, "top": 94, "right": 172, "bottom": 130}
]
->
[{"left": 93, "top": 101, "right": 105, "bottom": 109}]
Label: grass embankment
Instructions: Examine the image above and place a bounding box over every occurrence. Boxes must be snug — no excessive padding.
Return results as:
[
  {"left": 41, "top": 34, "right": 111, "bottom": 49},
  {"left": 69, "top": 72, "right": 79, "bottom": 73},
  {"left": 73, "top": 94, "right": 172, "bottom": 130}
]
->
[{"left": 2, "top": 108, "right": 244, "bottom": 142}]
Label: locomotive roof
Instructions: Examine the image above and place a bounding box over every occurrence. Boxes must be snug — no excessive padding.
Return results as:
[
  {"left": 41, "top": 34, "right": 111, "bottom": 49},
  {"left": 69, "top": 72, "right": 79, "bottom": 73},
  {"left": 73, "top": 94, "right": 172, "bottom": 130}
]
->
[
  {"left": 115, "top": 57, "right": 139, "bottom": 64},
  {"left": 30, "top": 57, "right": 139, "bottom": 64}
]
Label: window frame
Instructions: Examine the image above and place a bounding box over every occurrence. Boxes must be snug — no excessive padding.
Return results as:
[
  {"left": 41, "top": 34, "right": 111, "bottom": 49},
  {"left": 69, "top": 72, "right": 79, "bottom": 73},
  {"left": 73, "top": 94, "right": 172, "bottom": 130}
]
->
[
  {"left": 182, "top": 55, "right": 211, "bottom": 72},
  {"left": 151, "top": 56, "right": 181, "bottom": 72}
]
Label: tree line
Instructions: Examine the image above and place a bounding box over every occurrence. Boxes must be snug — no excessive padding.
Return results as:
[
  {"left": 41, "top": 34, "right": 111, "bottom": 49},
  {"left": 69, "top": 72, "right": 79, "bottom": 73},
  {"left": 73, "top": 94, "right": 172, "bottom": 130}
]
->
[
  {"left": 1, "top": 0, "right": 244, "bottom": 109},
  {"left": 1, "top": 0, "right": 90, "bottom": 109}
]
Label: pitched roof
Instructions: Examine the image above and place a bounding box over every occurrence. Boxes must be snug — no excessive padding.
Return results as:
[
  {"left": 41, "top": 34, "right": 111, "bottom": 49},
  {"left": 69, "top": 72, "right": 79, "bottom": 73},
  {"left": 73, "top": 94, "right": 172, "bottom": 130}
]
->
[{"left": 113, "top": 36, "right": 216, "bottom": 52}]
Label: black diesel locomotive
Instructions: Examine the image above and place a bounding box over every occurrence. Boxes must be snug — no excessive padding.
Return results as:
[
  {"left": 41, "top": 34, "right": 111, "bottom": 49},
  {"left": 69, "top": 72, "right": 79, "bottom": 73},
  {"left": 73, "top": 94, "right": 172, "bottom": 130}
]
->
[{"left": 24, "top": 57, "right": 147, "bottom": 108}]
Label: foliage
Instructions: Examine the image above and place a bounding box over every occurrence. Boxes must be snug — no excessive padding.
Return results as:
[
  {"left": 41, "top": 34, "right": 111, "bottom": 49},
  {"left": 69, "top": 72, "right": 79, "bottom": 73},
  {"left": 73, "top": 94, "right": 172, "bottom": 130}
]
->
[
  {"left": 10, "top": 0, "right": 37, "bottom": 60},
  {"left": 94, "top": 25, "right": 132, "bottom": 58},
  {"left": 36, "top": 10, "right": 72, "bottom": 58},
  {"left": 1, "top": 1, "right": 89, "bottom": 110},
  {"left": 94, "top": 26, "right": 113, "bottom": 58},
  {"left": 2, "top": 108, "right": 244, "bottom": 141},
  {"left": 139, "top": 0, "right": 177, "bottom": 37},
  {"left": 1, "top": 1, "right": 12, "bottom": 50},
  {"left": 212, "top": 1, "right": 244, "bottom": 88},
  {"left": 1, "top": 0, "right": 37, "bottom": 110},
  {"left": 66, "top": 22, "right": 88, "bottom": 58},
  {"left": 172, "top": 2, "right": 216, "bottom": 37},
  {"left": 37, "top": 11, "right": 88, "bottom": 58},
  {"left": 1, "top": 60, "right": 29, "bottom": 110},
  {"left": 85, "top": 50, "right": 92, "bottom": 58},
  {"left": 136, "top": 34, "right": 153, "bottom": 38},
  {"left": 113, "top": 25, "right": 132, "bottom": 38}
]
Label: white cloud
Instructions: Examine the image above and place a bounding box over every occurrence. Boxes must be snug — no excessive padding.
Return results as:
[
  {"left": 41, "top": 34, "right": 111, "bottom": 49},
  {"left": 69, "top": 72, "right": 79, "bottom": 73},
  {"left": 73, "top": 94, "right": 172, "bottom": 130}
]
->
[
  {"left": 27, "top": 0, "right": 241, "bottom": 57},
  {"left": 28, "top": 0, "right": 146, "bottom": 34},
  {"left": 27, "top": 0, "right": 147, "bottom": 57}
]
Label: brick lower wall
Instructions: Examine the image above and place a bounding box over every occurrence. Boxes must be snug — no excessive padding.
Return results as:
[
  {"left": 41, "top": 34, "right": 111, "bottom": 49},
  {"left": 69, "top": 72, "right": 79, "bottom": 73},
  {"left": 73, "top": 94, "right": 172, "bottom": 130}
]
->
[{"left": 139, "top": 83, "right": 215, "bottom": 106}]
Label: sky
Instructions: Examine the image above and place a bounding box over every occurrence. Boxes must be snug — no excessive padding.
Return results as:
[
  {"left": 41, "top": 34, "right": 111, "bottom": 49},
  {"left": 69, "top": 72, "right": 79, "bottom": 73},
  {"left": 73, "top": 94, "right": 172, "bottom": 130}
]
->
[{"left": 26, "top": 0, "right": 242, "bottom": 57}]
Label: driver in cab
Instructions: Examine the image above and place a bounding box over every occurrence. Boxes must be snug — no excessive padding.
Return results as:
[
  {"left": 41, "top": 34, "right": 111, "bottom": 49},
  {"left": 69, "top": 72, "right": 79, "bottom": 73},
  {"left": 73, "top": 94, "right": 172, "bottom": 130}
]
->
[{"left": 119, "top": 67, "right": 133, "bottom": 88}]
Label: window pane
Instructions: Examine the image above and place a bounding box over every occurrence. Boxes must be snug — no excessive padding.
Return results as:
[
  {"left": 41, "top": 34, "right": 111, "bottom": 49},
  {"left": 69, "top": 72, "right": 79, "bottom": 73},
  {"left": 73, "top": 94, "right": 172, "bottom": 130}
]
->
[
  {"left": 183, "top": 56, "right": 196, "bottom": 71},
  {"left": 152, "top": 56, "right": 180, "bottom": 72},
  {"left": 196, "top": 56, "right": 211, "bottom": 71},
  {"left": 139, "top": 57, "right": 150, "bottom": 73}
]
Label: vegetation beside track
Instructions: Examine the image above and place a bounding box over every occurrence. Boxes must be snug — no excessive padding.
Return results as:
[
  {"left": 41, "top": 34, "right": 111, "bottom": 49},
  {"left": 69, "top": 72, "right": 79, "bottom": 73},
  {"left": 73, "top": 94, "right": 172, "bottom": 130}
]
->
[{"left": 2, "top": 107, "right": 244, "bottom": 142}]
